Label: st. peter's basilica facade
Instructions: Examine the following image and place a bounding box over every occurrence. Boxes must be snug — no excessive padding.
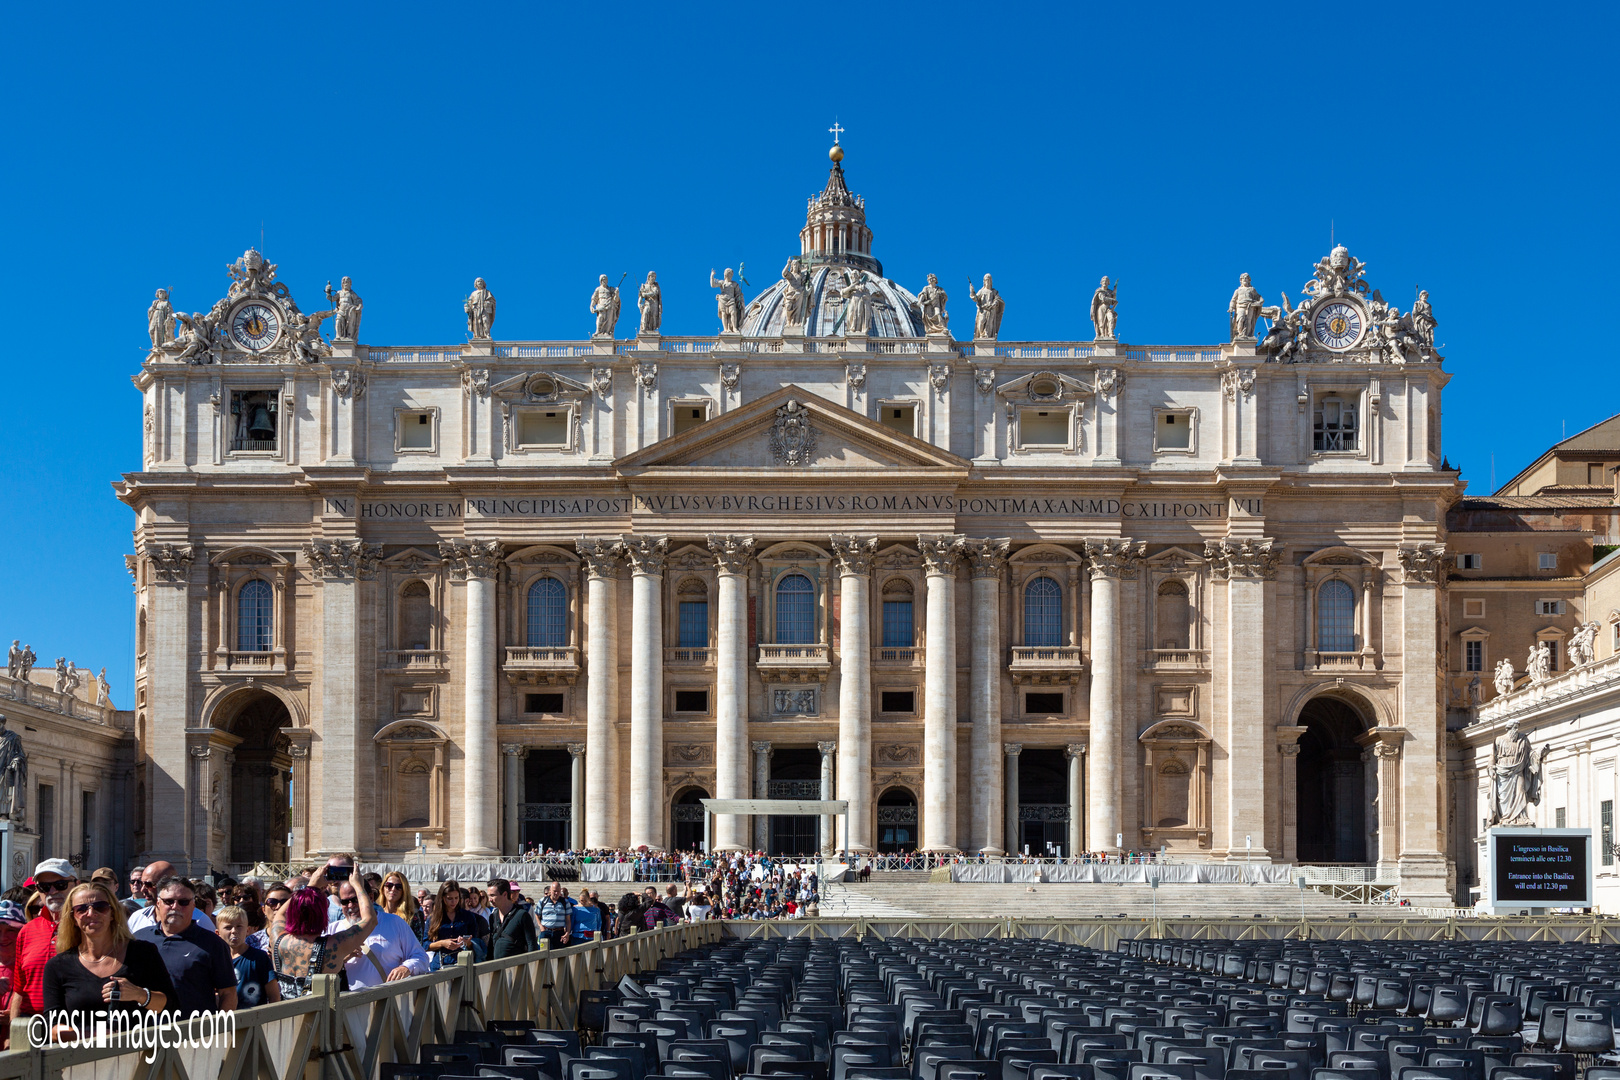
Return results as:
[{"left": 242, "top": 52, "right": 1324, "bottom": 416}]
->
[{"left": 120, "top": 146, "right": 1459, "bottom": 902}]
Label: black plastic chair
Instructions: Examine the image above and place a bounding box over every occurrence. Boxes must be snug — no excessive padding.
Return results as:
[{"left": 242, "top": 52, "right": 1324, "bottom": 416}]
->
[
  {"left": 1393, "top": 1070, "right": 1471, "bottom": 1080},
  {"left": 762, "top": 1063, "right": 831, "bottom": 1080},
  {"left": 1507, "top": 1056, "right": 1573, "bottom": 1080},
  {"left": 1032, "top": 1069, "right": 1096, "bottom": 1080},
  {"left": 665, "top": 1061, "right": 728, "bottom": 1080},
  {"left": 571, "top": 1064, "right": 635, "bottom": 1080},
  {"left": 425, "top": 1047, "right": 487, "bottom": 1069},
  {"left": 1420, "top": 1053, "right": 1483, "bottom": 1080},
  {"left": 384, "top": 1065, "right": 451, "bottom": 1080},
  {"left": 1556, "top": 1009, "right": 1614, "bottom": 1054},
  {"left": 587, "top": 1048, "right": 649, "bottom": 1080},
  {"left": 505, "top": 1051, "right": 563, "bottom": 1080},
  {"left": 531, "top": 1033, "right": 586, "bottom": 1059}
]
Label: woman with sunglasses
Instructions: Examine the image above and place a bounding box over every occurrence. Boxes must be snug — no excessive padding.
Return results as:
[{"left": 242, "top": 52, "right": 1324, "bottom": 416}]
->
[
  {"left": 42, "top": 883, "right": 173, "bottom": 1039},
  {"left": 378, "top": 873, "right": 417, "bottom": 924}
]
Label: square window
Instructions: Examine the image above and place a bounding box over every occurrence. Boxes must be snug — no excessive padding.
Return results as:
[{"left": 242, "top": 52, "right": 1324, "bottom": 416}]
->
[
  {"left": 524, "top": 692, "right": 564, "bottom": 714},
  {"left": 398, "top": 410, "right": 434, "bottom": 450},
  {"left": 1537, "top": 599, "right": 1565, "bottom": 616},
  {"left": 879, "top": 405, "right": 916, "bottom": 437},
  {"left": 1463, "top": 599, "right": 1485, "bottom": 618},
  {"left": 879, "top": 690, "right": 915, "bottom": 714},
  {"left": 1019, "top": 408, "right": 1071, "bottom": 448},
  {"left": 1456, "top": 554, "right": 1482, "bottom": 570},
  {"left": 1556, "top": 807, "right": 1567, "bottom": 828},
  {"left": 672, "top": 404, "right": 708, "bottom": 435},
  {"left": 230, "top": 391, "right": 279, "bottom": 452},
  {"left": 1465, "top": 640, "right": 1483, "bottom": 672},
  {"left": 1538, "top": 552, "right": 1559, "bottom": 571},
  {"left": 1155, "top": 410, "right": 1193, "bottom": 451},
  {"left": 1025, "top": 692, "right": 1065, "bottom": 714},
  {"left": 1313, "top": 394, "right": 1358, "bottom": 452},
  {"left": 517, "top": 409, "right": 570, "bottom": 448},
  {"left": 674, "top": 690, "right": 709, "bottom": 713}
]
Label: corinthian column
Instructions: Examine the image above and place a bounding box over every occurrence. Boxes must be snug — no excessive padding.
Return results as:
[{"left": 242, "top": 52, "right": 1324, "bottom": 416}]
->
[
  {"left": 707, "top": 534, "right": 755, "bottom": 851},
  {"left": 1084, "top": 538, "right": 1144, "bottom": 853},
  {"left": 832, "top": 534, "right": 879, "bottom": 852},
  {"left": 964, "top": 537, "right": 1010, "bottom": 853},
  {"left": 1395, "top": 542, "right": 1450, "bottom": 903},
  {"left": 439, "top": 539, "right": 501, "bottom": 856},
  {"left": 1206, "top": 537, "right": 1278, "bottom": 859},
  {"left": 578, "top": 538, "right": 624, "bottom": 849},
  {"left": 568, "top": 743, "right": 586, "bottom": 850},
  {"left": 623, "top": 534, "right": 669, "bottom": 850},
  {"left": 919, "top": 533, "right": 965, "bottom": 851}
]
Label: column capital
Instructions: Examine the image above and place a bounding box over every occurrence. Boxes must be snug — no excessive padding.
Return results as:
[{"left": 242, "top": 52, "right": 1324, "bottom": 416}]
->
[
  {"left": 1397, "top": 542, "right": 1448, "bottom": 585},
  {"left": 567, "top": 743, "right": 587, "bottom": 757},
  {"left": 831, "top": 534, "right": 880, "bottom": 576},
  {"left": 1084, "top": 538, "right": 1146, "bottom": 580},
  {"left": 1204, "top": 537, "right": 1279, "bottom": 580},
  {"left": 577, "top": 537, "right": 625, "bottom": 579},
  {"left": 751, "top": 740, "right": 772, "bottom": 754},
  {"left": 817, "top": 740, "right": 838, "bottom": 756},
  {"left": 706, "top": 534, "right": 756, "bottom": 575},
  {"left": 621, "top": 534, "right": 669, "bottom": 576},
  {"left": 1003, "top": 742, "right": 1023, "bottom": 756},
  {"left": 500, "top": 743, "right": 529, "bottom": 758},
  {"left": 1065, "top": 743, "right": 1087, "bottom": 759},
  {"left": 1279, "top": 742, "right": 1302, "bottom": 757},
  {"left": 918, "top": 533, "right": 966, "bottom": 574},
  {"left": 437, "top": 539, "right": 502, "bottom": 580},
  {"left": 142, "top": 543, "right": 200, "bottom": 585},
  {"left": 304, "top": 538, "right": 383, "bottom": 580},
  {"left": 963, "top": 537, "right": 1011, "bottom": 579}
]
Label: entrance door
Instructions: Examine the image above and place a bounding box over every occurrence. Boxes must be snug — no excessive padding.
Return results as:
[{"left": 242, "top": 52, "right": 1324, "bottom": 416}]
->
[
  {"left": 876, "top": 787, "right": 917, "bottom": 852},
  {"left": 522, "top": 749, "right": 571, "bottom": 852},
  {"left": 671, "top": 787, "right": 709, "bottom": 852},
  {"left": 219, "top": 689, "right": 292, "bottom": 865},
  {"left": 1017, "top": 748, "right": 1071, "bottom": 857},
  {"left": 766, "top": 747, "right": 821, "bottom": 855},
  {"left": 1296, "top": 695, "right": 1372, "bottom": 863}
]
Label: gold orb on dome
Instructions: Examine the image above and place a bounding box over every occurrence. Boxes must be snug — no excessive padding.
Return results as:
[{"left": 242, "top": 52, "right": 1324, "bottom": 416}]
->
[{"left": 829, "top": 145, "right": 844, "bottom": 163}]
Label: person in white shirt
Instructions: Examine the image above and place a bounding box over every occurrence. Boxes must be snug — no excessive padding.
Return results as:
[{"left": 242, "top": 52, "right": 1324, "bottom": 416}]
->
[
  {"left": 326, "top": 877, "right": 430, "bottom": 988},
  {"left": 127, "top": 860, "right": 216, "bottom": 933},
  {"left": 685, "top": 893, "right": 712, "bottom": 922}
]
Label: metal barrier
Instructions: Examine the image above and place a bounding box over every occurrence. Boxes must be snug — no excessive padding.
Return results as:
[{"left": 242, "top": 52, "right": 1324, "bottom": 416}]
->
[{"left": 0, "top": 921, "right": 723, "bottom": 1080}]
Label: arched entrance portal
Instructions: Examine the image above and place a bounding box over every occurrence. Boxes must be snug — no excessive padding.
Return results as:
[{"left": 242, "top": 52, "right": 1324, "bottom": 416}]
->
[
  {"left": 766, "top": 748, "right": 820, "bottom": 855},
  {"left": 876, "top": 787, "right": 917, "bottom": 853},
  {"left": 212, "top": 689, "right": 293, "bottom": 866},
  {"left": 1017, "top": 748, "right": 1070, "bottom": 856},
  {"left": 522, "top": 750, "right": 572, "bottom": 852},
  {"left": 671, "top": 787, "right": 709, "bottom": 852},
  {"left": 1296, "top": 694, "right": 1374, "bottom": 863}
]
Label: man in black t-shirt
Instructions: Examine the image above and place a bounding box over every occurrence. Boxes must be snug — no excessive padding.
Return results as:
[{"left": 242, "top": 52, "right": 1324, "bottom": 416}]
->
[
  {"left": 487, "top": 880, "right": 538, "bottom": 958},
  {"left": 135, "top": 877, "right": 236, "bottom": 1017}
]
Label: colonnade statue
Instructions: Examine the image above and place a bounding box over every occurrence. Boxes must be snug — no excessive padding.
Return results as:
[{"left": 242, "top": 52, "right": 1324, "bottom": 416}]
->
[
  {"left": 1487, "top": 718, "right": 1548, "bottom": 827},
  {"left": 0, "top": 715, "right": 25, "bottom": 820}
]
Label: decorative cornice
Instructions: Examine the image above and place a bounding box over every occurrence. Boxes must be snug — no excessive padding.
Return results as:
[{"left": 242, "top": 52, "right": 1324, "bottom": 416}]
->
[
  {"left": 303, "top": 538, "right": 383, "bottom": 580},
  {"left": 706, "top": 534, "right": 756, "bottom": 575},
  {"left": 143, "top": 543, "right": 198, "bottom": 584},
  {"left": 622, "top": 534, "right": 669, "bottom": 576},
  {"left": 437, "top": 539, "right": 502, "bottom": 580},
  {"left": 1398, "top": 542, "right": 1448, "bottom": 585},
  {"left": 1204, "top": 537, "right": 1279, "bottom": 580},
  {"left": 917, "top": 533, "right": 965, "bottom": 575},
  {"left": 963, "top": 537, "right": 1011, "bottom": 579},
  {"left": 830, "top": 534, "right": 880, "bottom": 577},
  {"left": 1084, "top": 538, "right": 1146, "bottom": 580},
  {"left": 577, "top": 537, "right": 625, "bottom": 579}
]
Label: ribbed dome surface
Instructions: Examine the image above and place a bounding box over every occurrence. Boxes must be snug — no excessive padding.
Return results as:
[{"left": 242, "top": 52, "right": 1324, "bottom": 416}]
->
[{"left": 742, "top": 265, "right": 924, "bottom": 338}]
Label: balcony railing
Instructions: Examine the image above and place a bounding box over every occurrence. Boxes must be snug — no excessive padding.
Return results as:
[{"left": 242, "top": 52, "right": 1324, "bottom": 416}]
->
[
  {"left": 503, "top": 645, "right": 581, "bottom": 686},
  {"left": 664, "top": 647, "right": 712, "bottom": 665},
  {"left": 873, "top": 646, "right": 920, "bottom": 665},
  {"left": 1143, "top": 648, "right": 1207, "bottom": 669},
  {"left": 757, "top": 643, "right": 831, "bottom": 682},
  {"left": 381, "top": 649, "right": 449, "bottom": 672},
  {"left": 223, "top": 649, "right": 284, "bottom": 673},
  {"left": 1009, "top": 645, "right": 1084, "bottom": 685},
  {"left": 1313, "top": 651, "right": 1367, "bottom": 670}
]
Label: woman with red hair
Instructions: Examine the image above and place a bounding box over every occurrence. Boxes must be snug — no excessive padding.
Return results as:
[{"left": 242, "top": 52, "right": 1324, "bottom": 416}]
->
[{"left": 266, "top": 863, "right": 375, "bottom": 999}]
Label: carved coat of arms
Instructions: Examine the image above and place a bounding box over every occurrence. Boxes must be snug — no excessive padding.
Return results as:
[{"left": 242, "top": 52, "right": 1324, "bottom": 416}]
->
[{"left": 769, "top": 399, "right": 816, "bottom": 467}]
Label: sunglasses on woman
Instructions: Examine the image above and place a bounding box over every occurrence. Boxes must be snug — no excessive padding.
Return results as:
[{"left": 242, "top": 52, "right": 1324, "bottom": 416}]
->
[
  {"left": 263, "top": 897, "right": 288, "bottom": 908},
  {"left": 72, "top": 901, "right": 112, "bottom": 916}
]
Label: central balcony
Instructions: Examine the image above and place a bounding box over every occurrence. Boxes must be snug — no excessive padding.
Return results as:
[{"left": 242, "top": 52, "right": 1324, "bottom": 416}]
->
[
  {"left": 1009, "top": 645, "right": 1085, "bottom": 686},
  {"left": 380, "top": 649, "right": 449, "bottom": 674},
  {"left": 873, "top": 646, "right": 922, "bottom": 668},
  {"left": 503, "top": 645, "right": 581, "bottom": 686},
  {"left": 757, "top": 643, "right": 830, "bottom": 683},
  {"left": 220, "top": 649, "right": 286, "bottom": 675},
  {"left": 664, "top": 646, "right": 713, "bottom": 667}
]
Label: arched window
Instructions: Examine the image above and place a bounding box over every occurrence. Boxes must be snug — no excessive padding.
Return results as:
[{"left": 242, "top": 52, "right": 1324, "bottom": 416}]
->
[
  {"left": 1156, "top": 580, "right": 1191, "bottom": 650},
  {"left": 399, "top": 581, "right": 433, "bottom": 651},
  {"left": 1023, "top": 576, "right": 1063, "bottom": 647},
  {"left": 526, "top": 578, "right": 567, "bottom": 648},
  {"left": 775, "top": 574, "right": 815, "bottom": 644},
  {"left": 1317, "top": 579, "right": 1356, "bottom": 652},
  {"left": 236, "top": 579, "right": 273, "bottom": 652}
]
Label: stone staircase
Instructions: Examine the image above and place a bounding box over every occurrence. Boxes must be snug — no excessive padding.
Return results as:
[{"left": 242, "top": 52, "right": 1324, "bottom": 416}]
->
[{"left": 817, "top": 879, "right": 1416, "bottom": 920}]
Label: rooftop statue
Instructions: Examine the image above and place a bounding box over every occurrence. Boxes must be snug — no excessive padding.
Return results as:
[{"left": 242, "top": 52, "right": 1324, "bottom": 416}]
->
[
  {"left": 638, "top": 272, "right": 662, "bottom": 334},
  {"left": 1258, "top": 291, "right": 1306, "bottom": 361},
  {"left": 1493, "top": 658, "right": 1515, "bottom": 698},
  {"left": 465, "top": 278, "right": 497, "bottom": 339},
  {"left": 916, "top": 274, "right": 948, "bottom": 334},
  {"left": 710, "top": 266, "right": 746, "bottom": 334},
  {"left": 1487, "top": 717, "right": 1548, "bottom": 827},
  {"left": 1303, "top": 244, "right": 1369, "bottom": 299},
  {"left": 6, "top": 642, "right": 34, "bottom": 683},
  {"left": 832, "top": 270, "right": 875, "bottom": 337},
  {"left": 325, "top": 276, "right": 363, "bottom": 341},
  {"left": 147, "top": 289, "right": 175, "bottom": 350},
  {"left": 589, "top": 274, "right": 622, "bottom": 338},
  {"left": 780, "top": 259, "right": 810, "bottom": 332},
  {"left": 967, "top": 274, "right": 1004, "bottom": 340},
  {"left": 1411, "top": 289, "right": 1438, "bottom": 348},
  {"left": 1090, "top": 276, "right": 1118, "bottom": 341},
  {"left": 1228, "top": 274, "right": 1263, "bottom": 342},
  {"left": 1526, "top": 641, "right": 1551, "bottom": 686},
  {"left": 1569, "top": 621, "right": 1599, "bottom": 668}
]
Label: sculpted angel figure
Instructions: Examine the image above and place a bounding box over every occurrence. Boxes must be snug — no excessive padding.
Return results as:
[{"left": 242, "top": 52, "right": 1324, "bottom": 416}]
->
[
  {"left": 1259, "top": 291, "right": 1306, "bottom": 360},
  {"left": 780, "top": 258, "right": 810, "bottom": 331},
  {"left": 1411, "top": 289, "right": 1437, "bottom": 347},
  {"left": 589, "top": 275, "right": 621, "bottom": 337},
  {"left": 916, "top": 274, "right": 949, "bottom": 334},
  {"left": 147, "top": 289, "right": 175, "bottom": 349},
  {"left": 325, "top": 276, "right": 363, "bottom": 340},
  {"left": 1488, "top": 718, "right": 1549, "bottom": 826},
  {"left": 285, "top": 309, "right": 332, "bottom": 363},
  {"left": 1090, "top": 276, "right": 1118, "bottom": 340},
  {"left": 465, "top": 278, "right": 496, "bottom": 339},
  {"left": 169, "top": 312, "right": 212, "bottom": 364},
  {"left": 637, "top": 272, "right": 662, "bottom": 334},
  {"left": 1569, "top": 621, "right": 1600, "bottom": 668},
  {"left": 1228, "top": 273, "right": 1263, "bottom": 341},
  {"left": 1493, "top": 657, "right": 1516, "bottom": 697},
  {"left": 967, "top": 273, "right": 1004, "bottom": 339},
  {"left": 710, "top": 267, "right": 746, "bottom": 334}
]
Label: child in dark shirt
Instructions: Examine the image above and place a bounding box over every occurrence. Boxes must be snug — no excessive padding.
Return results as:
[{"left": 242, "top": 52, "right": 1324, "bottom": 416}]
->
[{"left": 215, "top": 905, "right": 280, "bottom": 1007}]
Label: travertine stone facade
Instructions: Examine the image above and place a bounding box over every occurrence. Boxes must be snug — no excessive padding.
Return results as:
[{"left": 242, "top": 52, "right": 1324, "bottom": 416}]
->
[{"left": 118, "top": 153, "right": 1460, "bottom": 901}]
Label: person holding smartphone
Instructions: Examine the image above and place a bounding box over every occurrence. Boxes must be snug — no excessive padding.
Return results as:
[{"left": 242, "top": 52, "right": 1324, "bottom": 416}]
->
[
  {"left": 265, "top": 860, "right": 376, "bottom": 999},
  {"left": 425, "top": 881, "right": 485, "bottom": 966}
]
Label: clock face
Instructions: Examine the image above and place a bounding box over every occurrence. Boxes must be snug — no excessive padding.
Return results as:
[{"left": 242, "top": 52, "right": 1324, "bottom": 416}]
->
[
  {"left": 1312, "top": 301, "right": 1364, "bottom": 350},
  {"left": 230, "top": 303, "right": 281, "bottom": 351}
]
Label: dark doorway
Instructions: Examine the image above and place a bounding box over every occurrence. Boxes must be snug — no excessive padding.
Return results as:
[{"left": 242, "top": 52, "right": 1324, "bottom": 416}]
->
[
  {"left": 671, "top": 787, "right": 709, "bottom": 852},
  {"left": 766, "top": 748, "right": 820, "bottom": 856},
  {"left": 522, "top": 749, "right": 572, "bottom": 852},
  {"left": 1296, "top": 695, "right": 1372, "bottom": 863},
  {"left": 876, "top": 787, "right": 917, "bottom": 852},
  {"left": 216, "top": 690, "right": 292, "bottom": 865},
  {"left": 1018, "top": 748, "right": 1071, "bottom": 856}
]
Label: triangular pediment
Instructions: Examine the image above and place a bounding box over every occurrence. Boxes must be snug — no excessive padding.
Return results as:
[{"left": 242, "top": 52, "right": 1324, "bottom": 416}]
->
[{"left": 616, "top": 385, "right": 969, "bottom": 473}]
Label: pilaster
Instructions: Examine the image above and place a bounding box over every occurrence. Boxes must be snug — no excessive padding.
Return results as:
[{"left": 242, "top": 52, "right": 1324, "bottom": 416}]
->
[
  {"left": 1206, "top": 537, "right": 1278, "bottom": 860},
  {"left": 140, "top": 543, "right": 198, "bottom": 867},
  {"left": 501, "top": 744, "right": 528, "bottom": 855},
  {"left": 1003, "top": 743, "right": 1022, "bottom": 855},
  {"left": 1396, "top": 542, "right": 1451, "bottom": 902}
]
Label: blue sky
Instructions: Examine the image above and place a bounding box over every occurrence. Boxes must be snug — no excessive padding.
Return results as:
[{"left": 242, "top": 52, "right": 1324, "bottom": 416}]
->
[{"left": 1, "top": 2, "right": 1614, "bottom": 703}]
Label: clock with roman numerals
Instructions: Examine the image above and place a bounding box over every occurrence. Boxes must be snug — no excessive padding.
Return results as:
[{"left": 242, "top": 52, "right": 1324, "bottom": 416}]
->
[
  {"left": 229, "top": 302, "right": 281, "bottom": 352},
  {"left": 1311, "top": 300, "right": 1364, "bottom": 351}
]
